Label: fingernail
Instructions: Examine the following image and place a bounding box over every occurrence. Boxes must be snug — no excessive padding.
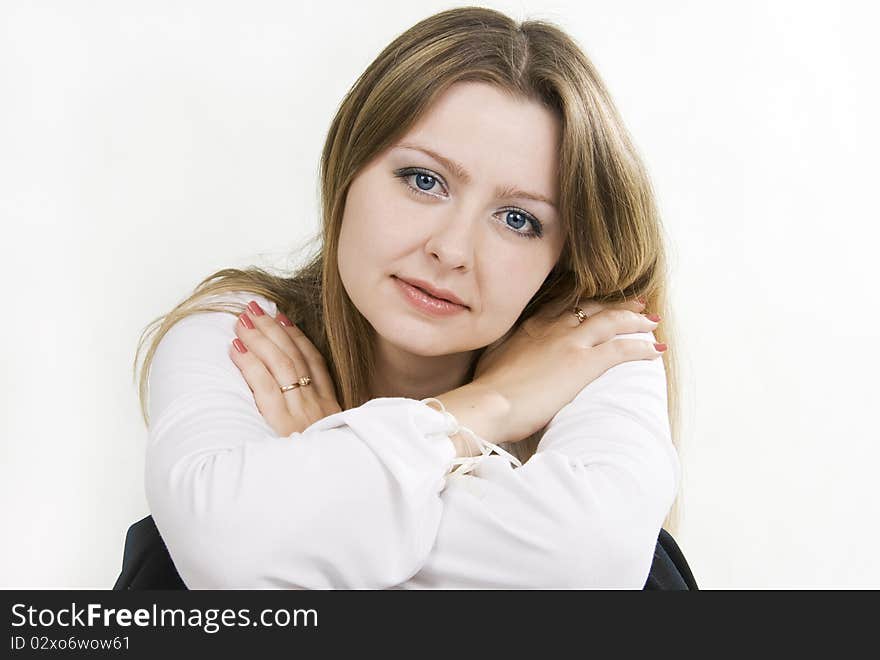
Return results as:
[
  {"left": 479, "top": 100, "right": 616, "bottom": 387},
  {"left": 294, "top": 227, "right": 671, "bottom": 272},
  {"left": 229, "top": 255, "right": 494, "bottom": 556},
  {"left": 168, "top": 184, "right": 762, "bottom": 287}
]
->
[
  {"left": 654, "top": 342, "right": 668, "bottom": 352},
  {"left": 233, "top": 338, "right": 248, "bottom": 354},
  {"left": 646, "top": 313, "right": 661, "bottom": 322},
  {"left": 276, "top": 312, "right": 293, "bottom": 327},
  {"left": 247, "top": 301, "right": 265, "bottom": 316},
  {"left": 239, "top": 313, "right": 255, "bottom": 329}
]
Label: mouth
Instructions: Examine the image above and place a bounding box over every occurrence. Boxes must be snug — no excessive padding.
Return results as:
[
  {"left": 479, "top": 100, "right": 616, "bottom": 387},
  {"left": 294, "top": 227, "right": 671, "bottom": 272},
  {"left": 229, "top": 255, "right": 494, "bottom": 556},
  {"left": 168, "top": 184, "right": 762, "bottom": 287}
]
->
[
  {"left": 391, "top": 276, "right": 471, "bottom": 315},
  {"left": 393, "top": 276, "right": 469, "bottom": 309}
]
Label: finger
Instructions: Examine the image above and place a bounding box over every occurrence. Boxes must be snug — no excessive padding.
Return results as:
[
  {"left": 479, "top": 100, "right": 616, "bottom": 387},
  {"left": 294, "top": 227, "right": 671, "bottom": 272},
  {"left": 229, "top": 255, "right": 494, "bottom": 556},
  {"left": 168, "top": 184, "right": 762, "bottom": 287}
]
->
[
  {"left": 577, "top": 307, "right": 660, "bottom": 347},
  {"left": 235, "top": 305, "right": 309, "bottom": 398},
  {"left": 565, "top": 296, "right": 645, "bottom": 329},
  {"left": 237, "top": 301, "right": 337, "bottom": 414},
  {"left": 241, "top": 301, "right": 309, "bottom": 370},
  {"left": 615, "top": 297, "right": 648, "bottom": 313},
  {"left": 274, "top": 313, "right": 338, "bottom": 402},
  {"left": 228, "top": 340, "right": 296, "bottom": 431},
  {"left": 593, "top": 336, "right": 666, "bottom": 367}
]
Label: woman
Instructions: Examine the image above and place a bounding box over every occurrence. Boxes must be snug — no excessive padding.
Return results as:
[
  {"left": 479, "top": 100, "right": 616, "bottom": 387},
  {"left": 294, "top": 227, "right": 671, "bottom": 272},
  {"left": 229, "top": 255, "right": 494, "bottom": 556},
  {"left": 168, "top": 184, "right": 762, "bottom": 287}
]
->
[{"left": 133, "top": 6, "right": 682, "bottom": 589}]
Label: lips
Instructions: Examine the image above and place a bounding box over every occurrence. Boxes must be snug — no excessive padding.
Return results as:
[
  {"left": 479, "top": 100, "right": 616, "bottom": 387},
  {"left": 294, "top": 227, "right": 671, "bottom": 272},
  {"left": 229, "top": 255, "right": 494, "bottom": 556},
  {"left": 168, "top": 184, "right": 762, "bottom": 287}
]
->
[
  {"left": 412, "top": 284, "right": 448, "bottom": 302},
  {"left": 394, "top": 276, "right": 468, "bottom": 308}
]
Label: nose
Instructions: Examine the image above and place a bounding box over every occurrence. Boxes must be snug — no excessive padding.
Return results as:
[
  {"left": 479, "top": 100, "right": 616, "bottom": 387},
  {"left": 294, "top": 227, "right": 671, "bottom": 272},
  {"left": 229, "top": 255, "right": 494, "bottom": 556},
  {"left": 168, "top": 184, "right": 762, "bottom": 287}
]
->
[{"left": 423, "top": 208, "right": 476, "bottom": 270}]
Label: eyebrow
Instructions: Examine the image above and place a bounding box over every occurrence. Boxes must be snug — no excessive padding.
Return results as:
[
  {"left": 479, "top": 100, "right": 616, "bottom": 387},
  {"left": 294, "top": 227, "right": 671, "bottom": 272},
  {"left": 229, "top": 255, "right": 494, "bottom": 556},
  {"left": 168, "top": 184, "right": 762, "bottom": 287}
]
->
[{"left": 393, "top": 142, "right": 558, "bottom": 211}]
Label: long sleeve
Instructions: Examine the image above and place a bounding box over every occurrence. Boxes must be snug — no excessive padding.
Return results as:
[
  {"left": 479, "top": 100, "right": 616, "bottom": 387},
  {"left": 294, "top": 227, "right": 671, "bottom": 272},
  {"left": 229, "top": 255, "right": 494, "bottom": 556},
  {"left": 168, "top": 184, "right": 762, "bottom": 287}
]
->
[
  {"left": 144, "top": 291, "right": 461, "bottom": 589},
  {"left": 398, "top": 330, "right": 681, "bottom": 589}
]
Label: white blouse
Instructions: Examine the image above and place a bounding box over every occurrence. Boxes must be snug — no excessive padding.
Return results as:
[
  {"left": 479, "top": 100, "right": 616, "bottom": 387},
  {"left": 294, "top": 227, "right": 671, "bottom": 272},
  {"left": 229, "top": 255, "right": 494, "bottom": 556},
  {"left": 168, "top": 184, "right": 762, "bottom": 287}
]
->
[{"left": 145, "top": 291, "right": 680, "bottom": 589}]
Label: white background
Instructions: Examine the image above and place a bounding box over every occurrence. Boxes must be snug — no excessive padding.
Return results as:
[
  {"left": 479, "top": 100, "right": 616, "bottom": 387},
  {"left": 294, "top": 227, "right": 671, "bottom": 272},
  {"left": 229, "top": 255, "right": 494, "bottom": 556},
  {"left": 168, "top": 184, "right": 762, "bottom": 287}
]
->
[{"left": 1, "top": 0, "right": 877, "bottom": 589}]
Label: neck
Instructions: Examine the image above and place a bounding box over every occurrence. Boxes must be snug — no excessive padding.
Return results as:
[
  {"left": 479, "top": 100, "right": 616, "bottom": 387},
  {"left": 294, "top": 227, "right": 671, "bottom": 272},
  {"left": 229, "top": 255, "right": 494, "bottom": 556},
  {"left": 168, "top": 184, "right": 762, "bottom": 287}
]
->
[{"left": 368, "top": 336, "right": 476, "bottom": 402}]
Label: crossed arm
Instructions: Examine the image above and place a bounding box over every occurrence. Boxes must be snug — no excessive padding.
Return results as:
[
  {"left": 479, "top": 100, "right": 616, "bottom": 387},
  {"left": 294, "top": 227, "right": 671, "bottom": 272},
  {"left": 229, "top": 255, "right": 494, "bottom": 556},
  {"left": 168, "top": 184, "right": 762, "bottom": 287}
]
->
[{"left": 145, "top": 292, "right": 679, "bottom": 589}]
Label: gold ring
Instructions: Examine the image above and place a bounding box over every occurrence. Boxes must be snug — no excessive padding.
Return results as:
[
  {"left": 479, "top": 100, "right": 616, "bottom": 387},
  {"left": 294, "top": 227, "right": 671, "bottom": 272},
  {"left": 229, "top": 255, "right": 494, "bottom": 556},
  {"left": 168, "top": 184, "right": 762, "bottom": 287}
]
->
[{"left": 280, "top": 375, "right": 312, "bottom": 393}]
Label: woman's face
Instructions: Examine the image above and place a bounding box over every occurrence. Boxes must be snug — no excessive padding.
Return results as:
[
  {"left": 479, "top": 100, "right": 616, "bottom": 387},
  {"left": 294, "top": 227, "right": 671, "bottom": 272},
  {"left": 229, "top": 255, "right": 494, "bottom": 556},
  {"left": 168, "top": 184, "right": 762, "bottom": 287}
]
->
[{"left": 338, "top": 81, "right": 565, "bottom": 360}]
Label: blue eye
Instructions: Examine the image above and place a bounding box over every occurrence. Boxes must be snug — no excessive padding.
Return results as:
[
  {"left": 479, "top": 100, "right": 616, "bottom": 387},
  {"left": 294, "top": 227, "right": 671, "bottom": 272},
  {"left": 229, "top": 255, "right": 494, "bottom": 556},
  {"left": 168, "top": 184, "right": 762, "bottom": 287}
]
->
[
  {"left": 394, "top": 168, "right": 446, "bottom": 196},
  {"left": 393, "top": 167, "right": 544, "bottom": 240}
]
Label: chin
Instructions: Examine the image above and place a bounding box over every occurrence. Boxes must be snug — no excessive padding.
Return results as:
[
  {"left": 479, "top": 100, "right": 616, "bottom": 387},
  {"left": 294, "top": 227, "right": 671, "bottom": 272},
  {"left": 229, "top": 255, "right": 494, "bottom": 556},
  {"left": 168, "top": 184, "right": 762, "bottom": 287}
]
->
[
  {"left": 374, "top": 322, "right": 455, "bottom": 356},
  {"left": 389, "top": 333, "right": 455, "bottom": 357}
]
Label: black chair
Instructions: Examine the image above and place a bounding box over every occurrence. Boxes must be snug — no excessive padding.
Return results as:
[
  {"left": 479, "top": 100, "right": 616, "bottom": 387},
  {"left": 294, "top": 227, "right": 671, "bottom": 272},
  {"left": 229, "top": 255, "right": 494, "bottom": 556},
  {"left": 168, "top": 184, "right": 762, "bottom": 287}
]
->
[
  {"left": 114, "top": 515, "right": 697, "bottom": 590},
  {"left": 113, "top": 515, "right": 186, "bottom": 590},
  {"left": 643, "top": 528, "right": 699, "bottom": 590}
]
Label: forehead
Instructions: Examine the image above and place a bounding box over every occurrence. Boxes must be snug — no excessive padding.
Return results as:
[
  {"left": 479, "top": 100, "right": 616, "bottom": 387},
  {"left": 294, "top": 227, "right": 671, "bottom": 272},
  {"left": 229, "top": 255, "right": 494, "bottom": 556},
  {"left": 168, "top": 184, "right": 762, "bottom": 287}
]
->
[{"left": 391, "top": 82, "right": 560, "bottom": 200}]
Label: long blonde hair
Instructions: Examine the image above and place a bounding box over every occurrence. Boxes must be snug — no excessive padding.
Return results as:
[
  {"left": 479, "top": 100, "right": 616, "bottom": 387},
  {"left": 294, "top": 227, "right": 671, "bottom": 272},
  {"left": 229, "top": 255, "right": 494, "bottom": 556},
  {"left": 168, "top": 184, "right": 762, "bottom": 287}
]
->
[{"left": 133, "top": 6, "right": 685, "bottom": 534}]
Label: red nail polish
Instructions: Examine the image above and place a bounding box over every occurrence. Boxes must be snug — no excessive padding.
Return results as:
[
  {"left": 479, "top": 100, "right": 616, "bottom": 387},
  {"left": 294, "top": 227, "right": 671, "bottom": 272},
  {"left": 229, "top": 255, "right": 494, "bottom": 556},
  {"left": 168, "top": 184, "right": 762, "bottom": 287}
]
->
[
  {"left": 646, "top": 313, "right": 661, "bottom": 322},
  {"left": 247, "top": 301, "right": 265, "bottom": 316},
  {"left": 276, "top": 312, "right": 293, "bottom": 327},
  {"left": 240, "top": 313, "right": 255, "bottom": 329},
  {"left": 654, "top": 343, "right": 668, "bottom": 352},
  {"left": 233, "top": 338, "right": 247, "bottom": 353}
]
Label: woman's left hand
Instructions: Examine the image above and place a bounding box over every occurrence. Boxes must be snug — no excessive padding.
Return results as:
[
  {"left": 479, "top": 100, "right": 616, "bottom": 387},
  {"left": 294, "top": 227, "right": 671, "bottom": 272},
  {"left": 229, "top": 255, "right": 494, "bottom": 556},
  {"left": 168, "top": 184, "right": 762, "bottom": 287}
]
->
[{"left": 229, "top": 300, "right": 343, "bottom": 437}]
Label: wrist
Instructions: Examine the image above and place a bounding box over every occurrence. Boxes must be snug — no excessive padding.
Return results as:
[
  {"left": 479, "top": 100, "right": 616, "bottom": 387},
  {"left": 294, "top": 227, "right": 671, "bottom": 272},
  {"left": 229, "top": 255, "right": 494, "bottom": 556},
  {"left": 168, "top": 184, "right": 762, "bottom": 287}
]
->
[
  {"left": 449, "top": 432, "right": 481, "bottom": 459},
  {"left": 433, "top": 381, "right": 512, "bottom": 448}
]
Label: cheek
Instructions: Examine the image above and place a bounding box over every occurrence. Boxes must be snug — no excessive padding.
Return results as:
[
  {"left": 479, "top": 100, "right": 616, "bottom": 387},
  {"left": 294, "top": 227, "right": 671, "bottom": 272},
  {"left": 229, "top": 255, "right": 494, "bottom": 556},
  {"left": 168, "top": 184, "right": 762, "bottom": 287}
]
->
[
  {"left": 478, "top": 255, "right": 555, "bottom": 326},
  {"left": 482, "top": 257, "right": 540, "bottom": 304},
  {"left": 346, "top": 189, "right": 415, "bottom": 254},
  {"left": 376, "top": 192, "right": 423, "bottom": 240}
]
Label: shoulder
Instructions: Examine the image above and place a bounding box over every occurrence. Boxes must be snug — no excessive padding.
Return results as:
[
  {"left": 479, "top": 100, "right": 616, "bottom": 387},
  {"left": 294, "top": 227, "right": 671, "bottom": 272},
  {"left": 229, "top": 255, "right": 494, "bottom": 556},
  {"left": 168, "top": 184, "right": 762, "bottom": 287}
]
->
[
  {"left": 542, "top": 328, "right": 671, "bottom": 447},
  {"left": 167, "top": 290, "right": 279, "bottom": 333},
  {"left": 599, "top": 330, "right": 666, "bottom": 381},
  {"left": 153, "top": 290, "right": 280, "bottom": 371},
  {"left": 148, "top": 290, "right": 279, "bottom": 422},
  {"left": 196, "top": 290, "right": 280, "bottom": 315}
]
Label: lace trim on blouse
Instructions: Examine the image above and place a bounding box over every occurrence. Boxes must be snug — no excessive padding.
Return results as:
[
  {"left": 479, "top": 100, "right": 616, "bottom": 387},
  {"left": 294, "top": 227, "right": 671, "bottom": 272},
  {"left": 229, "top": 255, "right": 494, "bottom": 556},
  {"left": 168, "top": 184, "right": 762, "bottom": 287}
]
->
[{"left": 419, "top": 397, "right": 523, "bottom": 479}]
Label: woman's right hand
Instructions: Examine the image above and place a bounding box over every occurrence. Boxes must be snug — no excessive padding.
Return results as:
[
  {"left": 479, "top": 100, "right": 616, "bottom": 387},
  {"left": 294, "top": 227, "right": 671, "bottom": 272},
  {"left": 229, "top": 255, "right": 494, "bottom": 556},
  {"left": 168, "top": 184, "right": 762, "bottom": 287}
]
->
[{"left": 471, "top": 298, "right": 665, "bottom": 445}]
